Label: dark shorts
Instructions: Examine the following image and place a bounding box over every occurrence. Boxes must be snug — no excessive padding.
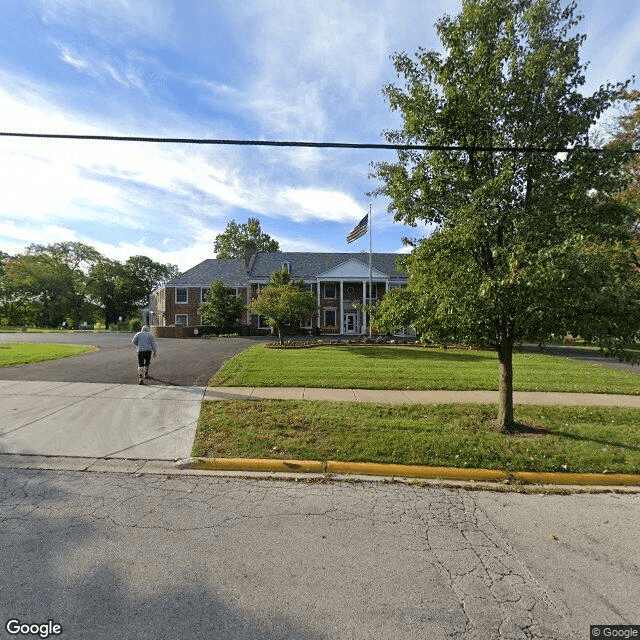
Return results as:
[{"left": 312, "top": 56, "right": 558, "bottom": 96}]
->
[{"left": 137, "top": 350, "right": 152, "bottom": 367}]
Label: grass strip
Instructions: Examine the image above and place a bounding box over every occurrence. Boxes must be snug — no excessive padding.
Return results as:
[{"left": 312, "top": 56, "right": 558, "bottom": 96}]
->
[
  {"left": 0, "top": 343, "right": 96, "bottom": 367},
  {"left": 211, "top": 345, "right": 640, "bottom": 395},
  {"left": 194, "top": 400, "right": 640, "bottom": 475}
]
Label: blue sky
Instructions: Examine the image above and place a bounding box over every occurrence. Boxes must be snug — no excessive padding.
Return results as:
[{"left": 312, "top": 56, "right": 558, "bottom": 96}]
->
[{"left": 1, "top": 0, "right": 638, "bottom": 272}]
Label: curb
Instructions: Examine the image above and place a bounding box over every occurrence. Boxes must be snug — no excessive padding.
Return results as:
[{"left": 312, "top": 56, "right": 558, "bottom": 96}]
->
[{"left": 177, "top": 457, "right": 640, "bottom": 487}]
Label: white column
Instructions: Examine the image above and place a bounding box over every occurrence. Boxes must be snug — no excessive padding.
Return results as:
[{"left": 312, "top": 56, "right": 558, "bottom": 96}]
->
[
  {"left": 317, "top": 280, "right": 321, "bottom": 327},
  {"left": 340, "top": 281, "right": 344, "bottom": 334}
]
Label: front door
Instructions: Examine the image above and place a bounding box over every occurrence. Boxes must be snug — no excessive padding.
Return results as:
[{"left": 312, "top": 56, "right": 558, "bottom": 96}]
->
[{"left": 344, "top": 312, "right": 357, "bottom": 333}]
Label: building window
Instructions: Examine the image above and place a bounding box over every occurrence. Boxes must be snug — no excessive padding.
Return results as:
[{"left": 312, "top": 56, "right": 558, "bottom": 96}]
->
[
  {"left": 324, "top": 309, "right": 336, "bottom": 326},
  {"left": 324, "top": 283, "right": 336, "bottom": 299},
  {"left": 366, "top": 283, "right": 379, "bottom": 300},
  {"left": 176, "top": 288, "right": 188, "bottom": 303},
  {"left": 201, "top": 288, "right": 208, "bottom": 302},
  {"left": 300, "top": 317, "right": 313, "bottom": 329},
  {"left": 175, "top": 314, "right": 188, "bottom": 325},
  {"left": 281, "top": 261, "right": 290, "bottom": 273},
  {"left": 258, "top": 315, "right": 271, "bottom": 329}
]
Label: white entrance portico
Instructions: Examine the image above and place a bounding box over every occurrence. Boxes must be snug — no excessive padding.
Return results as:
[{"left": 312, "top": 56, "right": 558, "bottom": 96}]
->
[{"left": 316, "top": 259, "right": 390, "bottom": 334}]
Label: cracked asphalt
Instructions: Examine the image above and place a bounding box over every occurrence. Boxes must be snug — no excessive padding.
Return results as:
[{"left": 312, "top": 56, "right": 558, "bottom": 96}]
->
[{"left": 1, "top": 466, "right": 638, "bottom": 639}]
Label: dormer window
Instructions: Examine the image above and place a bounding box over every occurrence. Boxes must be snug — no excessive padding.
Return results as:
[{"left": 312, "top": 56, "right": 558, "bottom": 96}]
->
[{"left": 281, "top": 261, "right": 290, "bottom": 273}]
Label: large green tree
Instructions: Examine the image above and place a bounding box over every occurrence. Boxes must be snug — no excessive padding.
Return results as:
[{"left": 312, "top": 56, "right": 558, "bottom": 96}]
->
[
  {"left": 1, "top": 245, "right": 178, "bottom": 329},
  {"left": 250, "top": 273, "right": 317, "bottom": 344},
  {"left": 88, "top": 256, "right": 177, "bottom": 329},
  {"left": 213, "top": 217, "right": 280, "bottom": 259},
  {"left": 198, "top": 280, "right": 245, "bottom": 329},
  {"left": 371, "top": 0, "right": 639, "bottom": 430},
  {"left": 3, "top": 242, "right": 103, "bottom": 328}
]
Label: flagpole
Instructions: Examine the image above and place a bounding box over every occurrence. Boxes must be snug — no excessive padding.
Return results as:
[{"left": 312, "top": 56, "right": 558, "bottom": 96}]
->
[{"left": 368, "top": 204, "right": 372, "bottom": 338}]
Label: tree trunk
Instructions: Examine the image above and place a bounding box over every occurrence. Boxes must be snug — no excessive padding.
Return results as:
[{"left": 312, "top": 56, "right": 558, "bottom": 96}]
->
[{"left": 497, "top": 338, "right": 514, "bottom": 431}]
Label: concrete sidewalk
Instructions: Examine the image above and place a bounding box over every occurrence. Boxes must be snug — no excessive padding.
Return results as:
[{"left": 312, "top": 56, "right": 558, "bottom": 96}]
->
[
  {"left": 1, "top": 380, "right": 639, "bottom": 467},
  {"left": 0, "top": 380, "right": 204, "bottom": 460},
  {"left": 204, "top": 386, "right": 640, "bottom": 407}
]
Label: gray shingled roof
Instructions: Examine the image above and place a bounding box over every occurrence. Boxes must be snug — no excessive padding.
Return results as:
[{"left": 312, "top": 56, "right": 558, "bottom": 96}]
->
[
  {"left": 163, "top": 252, "right": 407, "bottom": 289},
  {"left": 166, "top": 259, "right": 249, "bottom": 287},
  {"left": 251, "top": 252, "right": 407, "bottom": 280}
]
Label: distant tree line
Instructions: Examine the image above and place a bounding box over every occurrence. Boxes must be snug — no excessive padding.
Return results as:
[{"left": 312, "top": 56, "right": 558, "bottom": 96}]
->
[{"left": 0, "top": 242, "right": 178, "bottom": 329}]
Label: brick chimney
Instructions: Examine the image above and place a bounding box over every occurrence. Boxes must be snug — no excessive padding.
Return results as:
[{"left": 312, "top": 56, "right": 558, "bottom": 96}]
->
[{"left": 244, "top": 240, "right": 257, "bottom": 271}]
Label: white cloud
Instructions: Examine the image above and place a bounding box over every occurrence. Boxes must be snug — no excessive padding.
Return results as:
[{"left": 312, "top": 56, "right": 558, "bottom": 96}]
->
[
  {"left": 54, "top": 41, "right": 90, "bottom": 71},
  {"left": 50, "top": 39, "right": 151, "bottom": 95},
  {"left": 0, "top": 69, "right": 253, "bottom": 223},
  {"left": 0, "top": 217, "right": 218, "bottom": 272},
  {"left": 0, "top": 138, "right": 128, "bottom": 224},
  {"left": 89, "top": 238, "right": 214, "bottom": 272},
  {"left": 9, "top": 0, "right": 629, "bottom": 273},
  {"left": 0, "top": 65, "right": 368, "bottom": 269},
  {"left": 0, "top": 221, "right": 79, "bottom": 252},
  {"left": 37, "top": 0, "right": 175, "bottom": 45},
  {"left": 199, "top": 2, "right": 392, "bottom": 141},
  {"left": 278, "top": 188, "right": 363, "bottom": 223},
  {"left": 274, "top": 234, "right": 331, "bottom": 252}
]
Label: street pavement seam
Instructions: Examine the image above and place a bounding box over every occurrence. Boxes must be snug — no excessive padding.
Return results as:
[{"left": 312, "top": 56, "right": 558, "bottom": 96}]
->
[
  {"left": 0, "top": 393, "right": 90, "bottom": 436},
  {"left": 0, "top": 380, "right": 205, "bottom": 461},
  {"left": 105, "top": 418, "right": 200, "bottom": 458}
]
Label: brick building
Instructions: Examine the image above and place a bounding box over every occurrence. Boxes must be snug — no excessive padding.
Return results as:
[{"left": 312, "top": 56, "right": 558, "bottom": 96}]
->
[{"left": 147, "top": 243, "right": 407, "bottom": 335}]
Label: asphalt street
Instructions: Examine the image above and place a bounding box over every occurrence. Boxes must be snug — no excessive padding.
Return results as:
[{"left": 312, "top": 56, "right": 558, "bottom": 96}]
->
[
  {"left": 0, "top": 332, "right": 258, "bottom": 387},
  {"left": 522, "top": 343, "right": 640, "bottom": 374},
  {"left": 1, "top": 465, "right": 638, "bottom": 640}
]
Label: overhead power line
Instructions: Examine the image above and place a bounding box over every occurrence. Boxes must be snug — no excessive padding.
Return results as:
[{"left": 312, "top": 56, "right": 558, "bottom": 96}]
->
[{"left": 0, "top": 130, "right": 638, "bottom": 154}]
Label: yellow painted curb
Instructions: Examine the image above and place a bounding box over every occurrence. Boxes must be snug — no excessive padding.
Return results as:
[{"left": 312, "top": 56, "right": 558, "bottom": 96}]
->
[
  {"left": 326, "top": 460, "right": 508, "bottom": 482},
  {"left": 179, "top": 457, "right": 640, "bottom": 486}
]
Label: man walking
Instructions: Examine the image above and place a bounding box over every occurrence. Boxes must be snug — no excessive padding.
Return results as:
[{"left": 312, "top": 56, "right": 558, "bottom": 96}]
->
[{"left": 132, "top": 325, "right": 158, "bottom": 384}]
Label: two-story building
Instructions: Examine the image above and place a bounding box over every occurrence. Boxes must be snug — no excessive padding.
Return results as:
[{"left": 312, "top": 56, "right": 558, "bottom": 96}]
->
[{"left": 147, "top": 243, "right": 407, "bottom": 335}]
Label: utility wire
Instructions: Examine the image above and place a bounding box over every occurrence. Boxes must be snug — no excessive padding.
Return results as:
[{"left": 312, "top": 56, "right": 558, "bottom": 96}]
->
[{"left": 1, "top": 130, "right": 638, "bottom": 153}]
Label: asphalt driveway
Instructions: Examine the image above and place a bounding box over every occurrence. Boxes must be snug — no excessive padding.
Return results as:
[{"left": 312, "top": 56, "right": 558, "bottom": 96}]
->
[
  {"left": 0, "top": 332, "right": 258, "bottom": 387},
  {"left": 0, "top": 333, "right": 259, "bottom": 460}
]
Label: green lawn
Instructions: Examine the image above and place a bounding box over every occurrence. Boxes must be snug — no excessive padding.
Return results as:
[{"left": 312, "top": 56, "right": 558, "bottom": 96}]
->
[
  {"left": 211, "top": 344, "right": 640, "bottom": 395},
  {"left": 0, "top": 343, "right": 96, "bottom": 367},
  {"left": 194, "top": 400, "right": 640, "bottom": 474},
  {"left": 0, "top": 327, "right": 76, "bottom": 333}
]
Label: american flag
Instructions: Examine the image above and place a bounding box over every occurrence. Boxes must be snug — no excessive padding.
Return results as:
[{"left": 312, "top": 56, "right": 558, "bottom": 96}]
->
[{"left": 346, "top": 214, "right": 368, "bottom": 243}]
